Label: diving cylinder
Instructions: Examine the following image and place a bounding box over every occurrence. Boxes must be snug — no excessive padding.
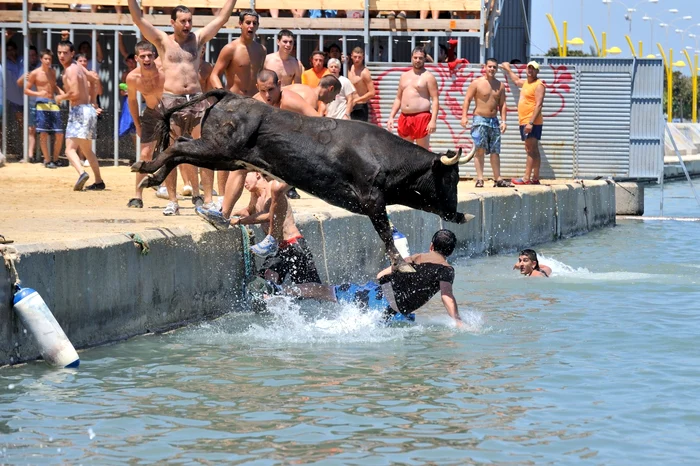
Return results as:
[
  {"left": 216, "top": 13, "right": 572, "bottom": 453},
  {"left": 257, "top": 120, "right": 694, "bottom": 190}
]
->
[
  {"left": 12, "top": 286, "right": 80, "bottom": 368},
  {"left": 391, "top": 226, "right": 411, "bottom": 259}
]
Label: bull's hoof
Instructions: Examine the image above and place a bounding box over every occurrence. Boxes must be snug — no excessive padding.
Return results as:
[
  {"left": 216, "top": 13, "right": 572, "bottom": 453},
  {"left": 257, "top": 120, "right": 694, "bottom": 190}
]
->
[
  {"left": 138, "top": 176, "right": 159, "bottom": 189},
  {"left": 131, "top": 161, "right": 144, "bottom": 173},
  {"left": 395, "top": 262, "right": 416, "bottom": 273}
]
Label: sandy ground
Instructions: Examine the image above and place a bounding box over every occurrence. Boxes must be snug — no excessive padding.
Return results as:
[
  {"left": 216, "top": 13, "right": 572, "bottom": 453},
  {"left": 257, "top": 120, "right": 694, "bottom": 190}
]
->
[{"left": 0, "top": 161, "right": 543, "bottom": 246}]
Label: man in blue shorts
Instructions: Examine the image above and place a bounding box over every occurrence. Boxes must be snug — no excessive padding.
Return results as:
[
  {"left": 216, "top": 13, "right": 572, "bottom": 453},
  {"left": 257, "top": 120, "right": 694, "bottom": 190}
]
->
[
  {"left": 24, "top": 49, "right": 64, "bottom": 168},
  {"left": 275, "top": 230, "right": 464, "bottom": 326},
  {"left": 461, "top": 57, "right": 511, "bottom": 188}
]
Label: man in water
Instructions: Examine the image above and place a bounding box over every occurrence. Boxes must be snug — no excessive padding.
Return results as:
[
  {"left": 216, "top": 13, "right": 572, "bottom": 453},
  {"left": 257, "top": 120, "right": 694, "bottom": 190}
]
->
[
  {"left": 236, "top": 171, "right": 321, "bottom": 286},
  {"left": 277, "top": 229, "right": 463, "bottom": 326},
  {"left": 387, "top": 46, "right": 439, "bottom": 149},
  {"left": 514, "top": 249, "right": 551, "bottom": 277}
]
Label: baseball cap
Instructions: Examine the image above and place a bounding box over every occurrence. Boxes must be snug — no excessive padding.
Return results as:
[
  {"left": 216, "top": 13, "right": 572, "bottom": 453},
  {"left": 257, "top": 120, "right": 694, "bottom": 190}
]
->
[{"left": 527, "top": 61, "right": 540, "bottom": 70}]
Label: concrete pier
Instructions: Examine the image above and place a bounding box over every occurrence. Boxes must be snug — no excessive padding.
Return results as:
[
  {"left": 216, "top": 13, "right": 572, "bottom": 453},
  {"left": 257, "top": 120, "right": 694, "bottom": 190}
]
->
[{"left": 0, "top": 164, "right": 616, "bottom": 366}]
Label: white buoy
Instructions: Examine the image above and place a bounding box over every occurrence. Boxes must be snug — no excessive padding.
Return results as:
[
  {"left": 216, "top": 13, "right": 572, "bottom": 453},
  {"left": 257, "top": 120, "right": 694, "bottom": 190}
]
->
[
  {"left": 12, "top": 286, "right": 80, "bottom": 368},
  {"left": 391, "top": 226, "right": 411, "bottom": 259}
]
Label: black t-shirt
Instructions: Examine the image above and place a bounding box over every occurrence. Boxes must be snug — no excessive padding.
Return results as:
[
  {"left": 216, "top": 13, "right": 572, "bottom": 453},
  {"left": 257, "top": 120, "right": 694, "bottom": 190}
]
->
[{"left": 379, "top": 262, "right": 455, "bottom": 313}]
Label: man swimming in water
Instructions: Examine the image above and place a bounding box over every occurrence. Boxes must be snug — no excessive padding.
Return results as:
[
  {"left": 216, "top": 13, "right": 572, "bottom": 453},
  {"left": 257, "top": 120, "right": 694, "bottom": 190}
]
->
[
  {"left": 275, "top": 229, "right": 463, "bottom": 326},
  {"left": 514, "top": 249, "right": 551, "bottom": 277}
]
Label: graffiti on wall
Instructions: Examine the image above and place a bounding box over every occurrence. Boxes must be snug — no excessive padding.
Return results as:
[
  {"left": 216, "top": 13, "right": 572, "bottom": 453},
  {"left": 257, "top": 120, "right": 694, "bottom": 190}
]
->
[{"left": 369, "top": 63, "right": 574, "bottom": 150}]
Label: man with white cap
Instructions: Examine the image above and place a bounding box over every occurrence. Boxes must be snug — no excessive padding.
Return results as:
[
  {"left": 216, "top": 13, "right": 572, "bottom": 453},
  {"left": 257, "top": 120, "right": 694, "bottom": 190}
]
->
[{"left": 500, "top": 60, "right": 546, "bottom": 185}]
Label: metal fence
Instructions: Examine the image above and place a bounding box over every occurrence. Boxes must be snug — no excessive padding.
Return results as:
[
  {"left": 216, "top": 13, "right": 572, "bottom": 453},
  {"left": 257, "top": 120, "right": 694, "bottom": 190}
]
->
[{"left": 368, "top": 58, "right": 664, "bottom": 179}]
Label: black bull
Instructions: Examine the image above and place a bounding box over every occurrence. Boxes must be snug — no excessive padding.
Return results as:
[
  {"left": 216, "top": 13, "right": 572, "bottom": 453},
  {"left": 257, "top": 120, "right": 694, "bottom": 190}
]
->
[{"left": 132, "top": 89, "right": 473, "bottom": 272}]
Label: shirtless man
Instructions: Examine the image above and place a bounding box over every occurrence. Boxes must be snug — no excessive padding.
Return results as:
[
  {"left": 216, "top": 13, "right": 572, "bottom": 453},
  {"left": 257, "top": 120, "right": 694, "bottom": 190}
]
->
[
  {"left": 514, "top": 249, "right": 552, "bottom": 278},
  {"left": 128, "top": 0, "right": 235, "bottom": 215},
  {"left": 198, "top": 70, "right": 319, "bottom": 258},
  {"left": 55, "top": 40, "right": 105, "bottom": 191},
  {"left": 263, "top": 29, "right": 303, "bottom": 86},
  {"left": 461, "top": 58, "right": 511, "bottom": 188},
  {"left": 235, "top": 171, "right": 321, "bottom": 286},
  {"left": 283, "top": 75, "right": 341, "bottom": 116},
  {"left": 126, "top": 40, "right": 165, "bottom": 208},
  {"left": 348, "top": 47, "right": 375, "bottom": 122},
  {"left": 280, "top": 230, "right": 464, "bottom": 327},
  {"left": 387, "top": 47, "right": 439, "bottom": 149},
  {"left": 209, "top": 10, "right": 266, "bottom": 212},
  {"left": 23, "top": 49, "right": 64, "bottom": 169}
]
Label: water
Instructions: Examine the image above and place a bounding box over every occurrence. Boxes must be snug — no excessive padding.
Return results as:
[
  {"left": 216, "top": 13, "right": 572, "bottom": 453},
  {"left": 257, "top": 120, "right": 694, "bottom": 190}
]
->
[{"left": 2, "top": 182, "right": 700, "bottom": 465}]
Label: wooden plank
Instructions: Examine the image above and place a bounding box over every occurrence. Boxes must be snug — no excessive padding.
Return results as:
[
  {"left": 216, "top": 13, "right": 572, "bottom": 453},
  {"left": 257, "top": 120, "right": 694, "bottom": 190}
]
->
[
  {"left": 1, "top": 0, "right": 480, "bottom": 10},
  {"left": 20, "top": 11, "right": 480, "bottom": 30}
]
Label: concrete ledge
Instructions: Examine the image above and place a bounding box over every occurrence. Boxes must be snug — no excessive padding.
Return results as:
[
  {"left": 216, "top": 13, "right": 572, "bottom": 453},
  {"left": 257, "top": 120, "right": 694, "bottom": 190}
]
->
[
  {"left": 1, "top": 228, "right": 246, "bottom": 366},
  {"left": 615, "top": 182, "right": 644, "bottom": 216},
  {"left": 664, "top": 154, "right": 700, "bottom": 180},
  {"left": 0, "top": 181, "right": 616, "bottom": 366}
]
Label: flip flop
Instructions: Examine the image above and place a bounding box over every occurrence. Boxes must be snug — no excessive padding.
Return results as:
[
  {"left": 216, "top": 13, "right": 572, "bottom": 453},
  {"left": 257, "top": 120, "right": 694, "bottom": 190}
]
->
[
  {"left": 0, "top": 234, "right": 14, "bottom": 244},
  {"left": 495, "top": 179, "right": 513, "bottom": 188},
  {"left": 475, "top": 179, "right": 484, "bottom": 188}
]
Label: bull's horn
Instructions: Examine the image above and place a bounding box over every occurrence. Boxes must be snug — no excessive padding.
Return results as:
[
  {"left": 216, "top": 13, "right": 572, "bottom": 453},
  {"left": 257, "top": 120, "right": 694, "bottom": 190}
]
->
[
  {"left": 440, "top": 148, "right": 462, "bottom": 165},
  {"left": 459, "top": 145, "right": 477, "bottom": 165}
]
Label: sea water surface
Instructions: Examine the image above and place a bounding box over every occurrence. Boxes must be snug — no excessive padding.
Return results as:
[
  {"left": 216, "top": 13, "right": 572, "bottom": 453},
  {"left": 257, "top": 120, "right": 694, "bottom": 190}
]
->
[{"left": 1, "top": 182, "right": 699, "bottom": 465}]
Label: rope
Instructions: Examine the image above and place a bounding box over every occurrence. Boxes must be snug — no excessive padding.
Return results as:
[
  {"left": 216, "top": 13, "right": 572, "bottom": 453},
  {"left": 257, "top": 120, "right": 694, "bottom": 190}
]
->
[
  {"left": 239, "top": 225, "right": 255, "bottom": 279},
  {"left": 127, "top": 233, "right": 150, "bottom": 256},
  {"left": 1, "top": 246, "right": 21, "bottom": 288},
  {"left": 313, "top": 214, "right": 331, "bottom": 284}
]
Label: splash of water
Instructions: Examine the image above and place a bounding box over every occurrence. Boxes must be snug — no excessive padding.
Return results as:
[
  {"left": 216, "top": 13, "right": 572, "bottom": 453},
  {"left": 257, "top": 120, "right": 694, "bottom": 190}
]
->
[{"left": 539, "top": 254, "right": 655, "bottom": 281}]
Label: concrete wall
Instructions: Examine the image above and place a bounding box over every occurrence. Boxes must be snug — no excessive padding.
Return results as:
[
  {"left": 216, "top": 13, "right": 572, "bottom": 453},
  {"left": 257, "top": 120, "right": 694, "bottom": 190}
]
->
[{"left": 0, "top": 181, "right": 616, "bottom": 366}]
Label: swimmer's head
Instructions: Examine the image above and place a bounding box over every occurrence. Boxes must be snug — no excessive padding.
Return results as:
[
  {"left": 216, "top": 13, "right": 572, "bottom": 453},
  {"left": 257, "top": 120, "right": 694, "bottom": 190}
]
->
[
  {"left": 431, "top": 229, "right": 457, "bottom": 257},
  {"left": 517, "top": 249, "right": 540, "bottom": 275},
  {"left": 244, "top": 171, "right": 265, "bottom": 191}
]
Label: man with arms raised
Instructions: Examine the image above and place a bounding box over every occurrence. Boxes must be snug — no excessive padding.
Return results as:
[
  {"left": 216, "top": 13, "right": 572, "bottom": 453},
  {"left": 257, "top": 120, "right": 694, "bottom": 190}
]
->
[
  {"left": 209, "top": 10, "right": 266, "bottom": 213},
  {"left": 128, "top": 0, "right": 236, "bottom": 215},
  {"left": 199, "top": 70, "right": 319, "bottom": 258},
  {"left": 126, "top": 40, "right": 165, "bottom": 208},
  {"left": 23, "top": 49, "right": 64, "bottom": 169},
  {"left": 348, "top": 46, "right": 374, "bottom": 122},
  {"left": 461, "top": 58, "right": 511, "bottom": 188},
  {"left": 501, "top": 60, "right": 546, "bottom": 185},
  {"left": 55, "top": 41, "right": 105, "bottom": 191},
  {"left": 263, "top": 29, "right": 303, "bottom": 86},
  {"left": 387, "top": 47, "right": 439, "bottom": 149}
]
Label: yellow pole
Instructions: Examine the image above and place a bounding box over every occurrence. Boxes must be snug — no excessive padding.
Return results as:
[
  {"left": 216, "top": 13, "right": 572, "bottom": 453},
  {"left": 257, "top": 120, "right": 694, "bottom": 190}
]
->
[
  {"left": 588, "top": 25, "right": 601, "bottom": 57},
  {"left": 546, "top": 14, "right": 563, "bottom": 57},
  {"left": 670, "top": 48, "right": 674, "bottom": 123},
  {"left": 602, "top": 32, "right": 607, "bottom": 57},
  {"left": 638, "top": 41, "right": 643, "bottom": 57},
  {"left": 682, "top": 49, "right": 698, "bottom": 123},
  {"left": 625, "top": 35, "right": 637, "bottom": 57},
  {"left": 563, "top": 21, "right": 568, "bottom": 57}
]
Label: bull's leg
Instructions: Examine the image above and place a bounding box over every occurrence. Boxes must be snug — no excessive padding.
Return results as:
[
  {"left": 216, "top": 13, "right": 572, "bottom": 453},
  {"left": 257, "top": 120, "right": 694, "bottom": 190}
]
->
[{"left": 368, "top": 207, "right": 415, "bottom": 273}]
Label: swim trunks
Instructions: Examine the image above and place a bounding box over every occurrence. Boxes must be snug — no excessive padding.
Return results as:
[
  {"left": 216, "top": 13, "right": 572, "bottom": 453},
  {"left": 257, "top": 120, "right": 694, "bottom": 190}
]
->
[
  {"left": 66, "top": 104, "right": 97, "bottom": 140},
  {"left": 35, "top": 98, "right": 64, "bottom": 133},
  {"left": 397, "top": 111, "right": 431, "bottom": 140},
  {"left": 139, "top": 106, "right": 160, "bottom": 144},
  {"left": 350, "top": 102, "right": 369, "bottom": 122},
  {"left": 519, "top": 124, "right": 543, "bottom": 141},
  {"left": 258, "top": 236, "right": 321, "bottom": 285},
  {"left": 159, "top": 93, "right": 211, "bottom": 140},
  {"left": 334, "top": 281, "right": 391, "bottom": 313},
  {"left": 471, "top": 115, "right": 501, "bottom": 154}
]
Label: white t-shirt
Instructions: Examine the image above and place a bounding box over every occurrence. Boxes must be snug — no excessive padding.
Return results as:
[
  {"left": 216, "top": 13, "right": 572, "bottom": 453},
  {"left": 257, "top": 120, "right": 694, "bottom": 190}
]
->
[{"left": 325, "top": 75, "right": 356, "bottom": 119}]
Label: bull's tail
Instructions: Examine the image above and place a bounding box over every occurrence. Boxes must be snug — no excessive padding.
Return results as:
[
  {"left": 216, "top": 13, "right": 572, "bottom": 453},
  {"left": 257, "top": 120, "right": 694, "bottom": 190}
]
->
[{"left": 153, "top": 88, "right": 230, "bottom": 154}]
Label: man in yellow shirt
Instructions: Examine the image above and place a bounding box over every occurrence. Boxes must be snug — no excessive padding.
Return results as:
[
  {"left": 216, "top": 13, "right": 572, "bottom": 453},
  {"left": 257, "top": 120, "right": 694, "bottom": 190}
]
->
[
  {"left": 501, "top": 60, "right": 545, "bottom": 185},
  {"left": 301, "top": 50, "right": 330, "bottom": 87}
]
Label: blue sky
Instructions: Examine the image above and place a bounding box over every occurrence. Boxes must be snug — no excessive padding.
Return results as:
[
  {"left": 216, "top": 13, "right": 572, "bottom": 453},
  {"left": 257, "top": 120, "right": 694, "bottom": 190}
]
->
[{"left": 530, "top": 0, "right": 700, "bottom": 74}]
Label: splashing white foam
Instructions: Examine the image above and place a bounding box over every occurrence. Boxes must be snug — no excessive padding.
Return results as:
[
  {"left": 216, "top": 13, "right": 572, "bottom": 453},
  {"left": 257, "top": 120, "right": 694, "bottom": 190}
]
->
[{"left": 538, "top": 254, "right": 655, "bottom": 281}]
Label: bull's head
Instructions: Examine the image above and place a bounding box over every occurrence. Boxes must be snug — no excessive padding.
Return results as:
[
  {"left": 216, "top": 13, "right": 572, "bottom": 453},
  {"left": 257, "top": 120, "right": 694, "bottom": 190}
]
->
[
  {"left": 431, "top": 149, "right": 462, "bottom": 213},
  {"left": 440, "top": 148, "right": 462, "bottom": 165}
]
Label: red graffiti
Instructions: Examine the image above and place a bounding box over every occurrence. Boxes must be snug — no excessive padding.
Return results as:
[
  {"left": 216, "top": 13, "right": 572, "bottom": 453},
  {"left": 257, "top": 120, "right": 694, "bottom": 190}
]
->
[{"left": 370, "top": 63, "right": 573, "bottom": 149}]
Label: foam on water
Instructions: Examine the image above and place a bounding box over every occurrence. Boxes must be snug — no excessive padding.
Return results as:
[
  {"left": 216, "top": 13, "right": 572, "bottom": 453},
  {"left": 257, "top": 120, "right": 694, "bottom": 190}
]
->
[{"left": 539, "top": 254, "right": 657, "bottom": 281}]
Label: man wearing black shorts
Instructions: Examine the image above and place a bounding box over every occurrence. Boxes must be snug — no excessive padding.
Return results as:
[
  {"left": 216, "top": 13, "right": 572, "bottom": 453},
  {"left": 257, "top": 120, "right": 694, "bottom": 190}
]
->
[{"left": 232, "top": 171, "right": 321, "bottom": 285}]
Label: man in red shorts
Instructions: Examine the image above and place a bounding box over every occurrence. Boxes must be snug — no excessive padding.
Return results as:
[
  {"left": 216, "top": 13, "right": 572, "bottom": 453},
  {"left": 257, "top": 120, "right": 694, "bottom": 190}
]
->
[{"left": 386, "top": 46, "right": 439, "bottom": 149}]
